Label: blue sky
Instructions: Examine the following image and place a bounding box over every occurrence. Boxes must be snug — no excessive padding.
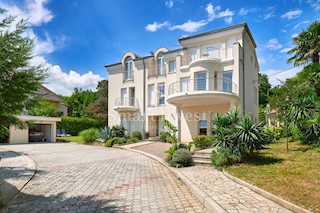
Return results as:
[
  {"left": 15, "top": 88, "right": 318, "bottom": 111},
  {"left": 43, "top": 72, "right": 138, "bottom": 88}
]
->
[{"left": 0, "top": 0, "right": 319, "bottom": 95}]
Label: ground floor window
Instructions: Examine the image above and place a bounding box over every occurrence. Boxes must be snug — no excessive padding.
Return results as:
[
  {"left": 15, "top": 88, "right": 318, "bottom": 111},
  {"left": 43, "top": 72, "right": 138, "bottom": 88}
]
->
[{"left": 199, "top": 120, "right": 207, "bottom": 135}]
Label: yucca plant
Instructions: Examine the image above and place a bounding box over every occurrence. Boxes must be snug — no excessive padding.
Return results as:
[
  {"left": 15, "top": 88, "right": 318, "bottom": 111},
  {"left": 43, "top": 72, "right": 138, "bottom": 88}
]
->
[{"left": 234, "top": 115, "right": 269, "bottom": 156}]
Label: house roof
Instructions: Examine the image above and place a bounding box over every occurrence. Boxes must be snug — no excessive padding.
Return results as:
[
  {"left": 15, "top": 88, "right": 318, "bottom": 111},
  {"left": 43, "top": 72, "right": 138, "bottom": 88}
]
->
[
  {"left": 178, "top": 23, "right": 257, "bottom": 48},
  {"left": 39, "top": 85, "right": 64, "bottom": 102}
]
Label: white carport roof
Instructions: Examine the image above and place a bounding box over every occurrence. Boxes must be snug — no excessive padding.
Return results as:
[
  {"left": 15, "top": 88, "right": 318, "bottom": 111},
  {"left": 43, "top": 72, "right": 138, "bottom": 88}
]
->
[{"left": 17, "top": 115, "right": 61, "bottom": 122}]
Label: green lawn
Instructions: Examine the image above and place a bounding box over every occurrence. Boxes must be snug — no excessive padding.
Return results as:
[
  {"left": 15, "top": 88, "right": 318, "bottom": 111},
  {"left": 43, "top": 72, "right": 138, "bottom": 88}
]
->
[
  {"left": 57, "top": 136, "right": 84, "bottom": 144},
  {"left": 226, "top": 139, "right": 320, "bottom": 212}
]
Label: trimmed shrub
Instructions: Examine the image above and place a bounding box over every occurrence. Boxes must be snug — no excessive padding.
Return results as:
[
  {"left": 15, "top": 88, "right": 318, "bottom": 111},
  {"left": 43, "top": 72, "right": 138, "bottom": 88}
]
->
[
  {"left": 131, "top": 131, "right": 142, "bottom": 140},
  {"left": 110, "top": 125, "right": 126, "bottom": 138},
  {"left": 192, "top": 135, "right": 214, "bottom": 150},
  {"left": 114, "top": 137, "right": 126, "bottom": 145},
  {"left": 170, "top": 148, "right": 193, "bottom": 168},
  {"left": 105, "top": 137, "right": 119, "bottom": 147},
  {"left": 80, "top": 128, "right": 98, "bottom": 143},
  {"left": 57, "top": 116, "right": 107, "bottom": 136},
  {"left": 160, "top": 131, "right": 170, "bottom": 142},
  {"left": 211, "top": 148, "right": 240, "bottom": 170}
]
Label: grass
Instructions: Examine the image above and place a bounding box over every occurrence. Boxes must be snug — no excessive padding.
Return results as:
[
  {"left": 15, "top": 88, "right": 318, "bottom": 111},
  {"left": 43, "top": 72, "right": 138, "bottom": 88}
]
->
[
  {"left": 226, "top": 139, "right": 320, "bottom": 212},
  {"left": 57, "top": 136, "right": 85, "bottom": 144}
]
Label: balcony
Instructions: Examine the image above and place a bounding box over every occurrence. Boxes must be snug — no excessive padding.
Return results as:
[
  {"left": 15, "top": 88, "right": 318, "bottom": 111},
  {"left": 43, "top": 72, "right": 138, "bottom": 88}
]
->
[
  {"left": 148, "top": 64, "right": 166, "bottom": 78},
  {"left": 114, "top": 97, "right": 139, "bottom": 112},
  {"left": 167, "top": 78, "right": 239, "bottom": 107}
]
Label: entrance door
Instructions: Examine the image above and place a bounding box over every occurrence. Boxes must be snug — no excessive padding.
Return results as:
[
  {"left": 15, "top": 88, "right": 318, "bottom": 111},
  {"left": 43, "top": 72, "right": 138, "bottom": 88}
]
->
[{"left": 155, "top": 117, "right": 160, "bottom": 136}]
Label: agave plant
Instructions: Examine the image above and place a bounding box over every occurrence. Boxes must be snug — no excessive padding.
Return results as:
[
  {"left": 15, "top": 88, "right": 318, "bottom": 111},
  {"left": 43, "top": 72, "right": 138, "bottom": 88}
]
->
[{"left": 97, "top": 126, "right": 111, "bottom": 143}]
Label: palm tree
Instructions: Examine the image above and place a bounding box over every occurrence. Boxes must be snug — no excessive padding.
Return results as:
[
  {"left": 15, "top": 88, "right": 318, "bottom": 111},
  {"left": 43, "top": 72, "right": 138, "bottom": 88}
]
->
[{"left": 287, "top": 20, "right": 320, "bottom": 66}]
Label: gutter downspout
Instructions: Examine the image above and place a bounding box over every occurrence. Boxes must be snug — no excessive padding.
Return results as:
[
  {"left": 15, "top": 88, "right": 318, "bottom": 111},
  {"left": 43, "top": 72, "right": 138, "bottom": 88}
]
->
[
  {"left": 242, "top": 29, "right": 246, "bottom": 115},
  {"left": 142, "top": 58, "right": 146, "bottom": 139}
]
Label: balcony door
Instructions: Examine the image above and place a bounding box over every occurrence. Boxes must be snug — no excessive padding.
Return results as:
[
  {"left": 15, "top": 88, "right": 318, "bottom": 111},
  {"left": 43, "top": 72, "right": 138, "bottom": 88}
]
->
[
  {"left": 180, "top": 77, "right": 190, "bottom": 92},
  {"left": 195, "top": 72, "right": 207, "bottom": 91},
  {"left": 223, "top": 71, "right": 233, "bottom": 93},
  {"left": 121, "top": 88, "right": 127, "bottom": 105},
  {"left": 130, "top": 87, "right": 135, "bottom": 106}
]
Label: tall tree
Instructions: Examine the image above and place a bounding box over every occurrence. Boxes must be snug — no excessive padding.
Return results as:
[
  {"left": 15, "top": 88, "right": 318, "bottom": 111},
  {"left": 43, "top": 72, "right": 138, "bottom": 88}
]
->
[
  {"left": 258, "top": 73, "right": 271, "bottom": 107},
  {"left": 86, "top": 80, "right": 108, "bottom": 119},
  {"left": 0, "top": 9, "right": 46, "bottom": 137},
  {"left": 287, "top": 20, "right": 320, "bottom": 66},
  {"left": 63, "top": 88, "right": 99, "bottom": 118}
]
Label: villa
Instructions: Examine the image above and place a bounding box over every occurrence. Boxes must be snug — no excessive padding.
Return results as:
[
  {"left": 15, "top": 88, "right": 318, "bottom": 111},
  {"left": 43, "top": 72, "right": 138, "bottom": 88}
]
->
[{"left": 106, "top": 23, "right": 259, "bottom": 142}]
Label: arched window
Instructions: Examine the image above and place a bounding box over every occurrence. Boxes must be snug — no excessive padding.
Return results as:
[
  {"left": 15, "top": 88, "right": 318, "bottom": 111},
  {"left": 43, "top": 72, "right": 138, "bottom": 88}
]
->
[
  {"left": 125, "top": 57, "right": 133, "bottom": 80},
  {"left": 157, "top": 52, "right": 164, "bottom": 76}
]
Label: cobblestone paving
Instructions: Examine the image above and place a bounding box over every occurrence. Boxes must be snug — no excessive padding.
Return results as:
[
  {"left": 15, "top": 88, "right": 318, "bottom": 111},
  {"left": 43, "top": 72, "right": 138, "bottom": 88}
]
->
[
  {"left": 132, "top": 142, "right": 172, "bottom": 160},
  {"left": 179, "top": 166, "right": 292, "bottom": 213},
  {"left": 0, "top": 143, "right": 207, "bottom": 213},
  {"left": 0, "top": 149, "right": 34, "bottom": 204}
]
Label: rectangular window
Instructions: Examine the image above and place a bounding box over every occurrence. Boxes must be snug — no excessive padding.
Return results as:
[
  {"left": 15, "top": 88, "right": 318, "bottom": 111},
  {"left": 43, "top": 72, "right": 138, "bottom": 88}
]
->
[
  {"left": 148, "top": 84, "right": 155, "bottom": 106},
  {"left": 121, "top": 88, "right": 127, "bottom": 105},
  {"left": 126, "top": 61, "right": 133, "bottom": 80},
  {"left": 227, "top": 38, "right": 236, "bottom": 58},
  {"left": 158, "top": 83, "right": 165, "bottom": 105},
  {"left": 196, "top": 72, "right": 207, "bottom": 91},
  {"left": 223, "top": 71, "right": 233, "bottom": 93},
  {"left": 169, "top": 60, "right": 176, "bottom": 73},
  {"left": 254, "top": 87, "right": 258, "bottom": 105},
  {"left": 199, "top": 120, "right": 207, "bottom": 135},
  {"left": 180, "top": 77, "right": 190, "bottom": 92}
]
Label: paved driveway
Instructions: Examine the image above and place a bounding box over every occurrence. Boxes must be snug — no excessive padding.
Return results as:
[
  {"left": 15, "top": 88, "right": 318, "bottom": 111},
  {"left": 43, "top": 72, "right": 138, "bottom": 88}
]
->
[{"left": 0, "top": 143, "right": 207, "bottom": 213}]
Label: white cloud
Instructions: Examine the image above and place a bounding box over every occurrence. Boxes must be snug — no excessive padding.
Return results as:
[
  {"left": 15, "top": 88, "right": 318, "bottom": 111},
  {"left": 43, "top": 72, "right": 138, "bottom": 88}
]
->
[
  {"left": 165, "top": 0, "right": 174, "bottom": 8},
  {"left": 265, "top": 38, "right": 283, "bottom": 50},
  {"left": 238, "top": 7, "right": 258, "bottom": 16},
  {"left": 281, "top": 29, "right": 287, "bottom": 33},
  {"left": 280, "top": 48, "right": 291, "bottom": 53},
  {"left": 0, "top": 0, "right": 53, "bottom": 26},
  {"left": 205, "top": 3, "right": 234, "bottom": 22},
  {"left": 281, "top": 10, "right": 302, "bottom": 20},
  {"left": 264, "top": 12, "right": 275, "bottom": 20},
  {"left": 33, "top": 32, "right": 55, "bottom": 55},
  {"left": 170, "top": 20, "right": 208, "bottom": 33},
  {"left": 44, "top": 66, "right": 104, "bottom": 96},
  {"left": 291, "top": 33, "right": 299, "bottom": 38},
  {"left": 145, "top": 21, "right": 169, "bottom": 32},
  {"left": 307, "top": 0, "right": 320, "bottom": 11},
  {"left": 263, "top": 67, "right": 301, "bottom": 86},
  {"left": 258, "top": 57, "right": 266, "bottom": 64},
  {"left": 224, "top": 17, "right": 233, "bottom": 24},
  {"left": 294, "top": 20, "right": 310, "bottom": 29},
  {"left": 206, "top": 3, "right": 215, "bottom": 21}
]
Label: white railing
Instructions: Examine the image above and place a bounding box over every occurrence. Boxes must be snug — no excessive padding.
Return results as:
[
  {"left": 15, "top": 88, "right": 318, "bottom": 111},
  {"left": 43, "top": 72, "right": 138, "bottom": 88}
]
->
[
  {"left": 168, "top": 78, "right": 239, "bottom": 96},
  {"left": 115, "top": 97, "right": 139, "bottom": 108}
]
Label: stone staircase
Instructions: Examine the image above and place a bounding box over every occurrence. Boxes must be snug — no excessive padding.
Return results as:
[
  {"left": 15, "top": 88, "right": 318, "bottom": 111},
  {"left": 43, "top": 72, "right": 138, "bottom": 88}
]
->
[
  {"left": 192, "top": 148, "right": 213, "bottom": 166},
  {"left": 146, "top": 137, "right": 161, "bottom": 142}
]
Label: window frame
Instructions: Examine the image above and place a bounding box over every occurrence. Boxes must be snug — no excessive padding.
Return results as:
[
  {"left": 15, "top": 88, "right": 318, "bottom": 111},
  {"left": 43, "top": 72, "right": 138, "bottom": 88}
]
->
[
  {"left": 158, "top": 83, "right": 165, "bottom": 105},
  {"left": 168, "top": 60, "right": 176, "bottom": 73},
  {"left": 125, "top": 57, "right": 133, "bottom": 80}
]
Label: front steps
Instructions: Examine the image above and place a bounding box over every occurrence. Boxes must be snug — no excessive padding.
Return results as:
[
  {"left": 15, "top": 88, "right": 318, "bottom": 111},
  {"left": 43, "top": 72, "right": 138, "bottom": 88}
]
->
[
  {"left": 192, "top": 148, "right": 213, "bottom": 166},
  {"left": 146, "top": 137, "right": 161, "bottom": 142}
]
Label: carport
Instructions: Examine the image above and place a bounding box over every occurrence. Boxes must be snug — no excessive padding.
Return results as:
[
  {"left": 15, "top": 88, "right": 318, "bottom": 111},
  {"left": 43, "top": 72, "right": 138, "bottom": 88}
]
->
[{"left": 9, "top": 115, "right": 61, "bottom": 144}]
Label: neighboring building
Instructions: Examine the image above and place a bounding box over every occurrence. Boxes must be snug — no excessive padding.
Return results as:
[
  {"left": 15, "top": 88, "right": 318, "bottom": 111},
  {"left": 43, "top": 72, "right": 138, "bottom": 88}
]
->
[
  {"left": 5, "top": 85, "right": 66, "bottom": 144},
  {"left": 266, "top": 109, "right": 281, "bottom": 128},
  {"left": 106, "top": 23, "right": 259, "bottom": 142}
]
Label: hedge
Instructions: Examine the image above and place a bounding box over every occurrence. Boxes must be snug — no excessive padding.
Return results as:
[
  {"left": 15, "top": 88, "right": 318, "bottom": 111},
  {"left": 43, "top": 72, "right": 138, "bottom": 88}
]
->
[{"left": 57, "top": 116, "right": 107, "bottom": 136}]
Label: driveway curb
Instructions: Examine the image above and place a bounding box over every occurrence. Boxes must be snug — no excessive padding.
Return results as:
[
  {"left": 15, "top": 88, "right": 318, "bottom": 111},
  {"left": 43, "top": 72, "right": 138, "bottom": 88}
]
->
[
  {"left": 115, "top": 146, "right": 227, "bottom": 213},
  {"left": 0, "top": 148, "right": 36, "bottom": 209},
  {"left": 223, "top": 171, "right": 311, "bottom": 213}
]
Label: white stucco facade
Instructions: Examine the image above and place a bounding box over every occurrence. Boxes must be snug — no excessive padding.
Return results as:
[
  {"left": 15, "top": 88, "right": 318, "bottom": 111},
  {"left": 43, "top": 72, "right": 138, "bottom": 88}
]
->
[{"left": 106, "top": 23, "right": 259, "bottom": 142}]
